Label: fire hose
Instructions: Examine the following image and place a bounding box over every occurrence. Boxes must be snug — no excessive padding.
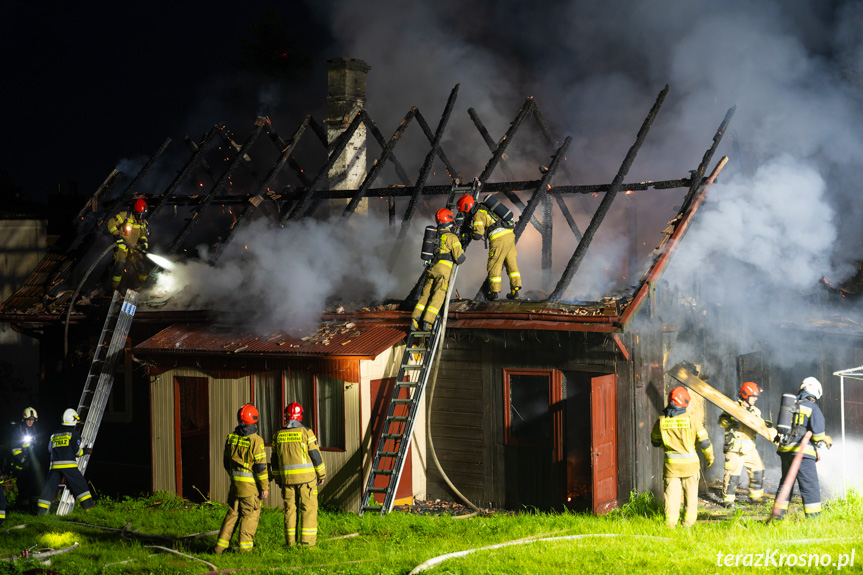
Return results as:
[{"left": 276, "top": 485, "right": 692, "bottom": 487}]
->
[
  {"left": 425, "top": 264, "right": 480, "bottom": 518},
  {"left": 64, "top": 243, "right": 173, "bottom": 357},
  {"left": 767, "top": 430, "right": 813, "bottom": 523}
]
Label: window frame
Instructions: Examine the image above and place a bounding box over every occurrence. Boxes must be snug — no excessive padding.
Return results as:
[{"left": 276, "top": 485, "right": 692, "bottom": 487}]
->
[{"left": 503, "top": 368, "right": 560, "bottom": 448}]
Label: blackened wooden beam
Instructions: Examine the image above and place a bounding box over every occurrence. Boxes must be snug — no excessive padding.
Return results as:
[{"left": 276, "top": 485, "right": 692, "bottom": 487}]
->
[
  {"left": 541, "top": 194, "right": 553, "bottom": 290},
  {"left": 283, "top": 110, "right": 366, "bottom": 223},
  {"left": 679, "top": 105, "right": 736, "bottom": 213},
  {"left": 467, "top": 107, "right": 542, "bottom": 232},
  {"left": 514, "top": 137, "right": 572, "bottom": 241},
  {"left": 362, "top": 114, "right": 413, "bottom": 186},
  {"left": 341, "top": 108, "right": 417, "bottom": 219},
  {"left": 167, "top": 121, "right": 265, "bottom": 254},
  {"left": 478, "top": 97, "right": 534, "bottom": 185},
  {"left": 262, "top": 119, "right": 312, "bottom": 188},
  {"left": 99, "top": 137, "right": 171, "bottom": 232},
  {"left": 388, "top": 85, "right": 460, "bottom": 269},
  {"left": 549, "top": 85, "right": 669, "bottom": 302},
  {"left": 215, "top": 116, "right": 311, "bottom": 258},
  {"left": 150, "top": 128, "right": 219, "bottom": 220}
]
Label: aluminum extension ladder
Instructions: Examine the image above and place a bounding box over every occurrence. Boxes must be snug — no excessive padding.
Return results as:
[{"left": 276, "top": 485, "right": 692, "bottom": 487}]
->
[
  {"left": 359, "top": 268, "right": 458, "bottom": 516},
  {"left": 56, "top": 289, "right": 139, "bottom": 515}
]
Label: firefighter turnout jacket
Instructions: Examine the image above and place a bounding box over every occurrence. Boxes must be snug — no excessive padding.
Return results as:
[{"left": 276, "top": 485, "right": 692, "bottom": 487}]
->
[
  {"left": 223, "top": 424, "right": 268, "bottom": 497},
  {"left": 778, "top": 393, "right": 828, "bottom": 460},
  {"left": 412, "top": 226, "right": 465, "bottom": 329},
  {"left": 107, "top": 211, "right": 149, "bottom": 251},
  {"left": 271, "top": 420, "right": 326, "bottom": 486},
  {"left": 37, "top": 426, "right": 94, "bottom": 514},
  {"left": 719, "top": 399, "right": 762, "bottom": 452},
  {"left": 651, "top": 406, "right": 715, "bottom": 477},
  {"left": 470, "top": 206, "right": 521, "bottom": 294}
]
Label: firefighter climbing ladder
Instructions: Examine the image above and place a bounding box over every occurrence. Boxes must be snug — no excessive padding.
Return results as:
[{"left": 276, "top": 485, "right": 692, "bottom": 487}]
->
[
  {"left": 56, "top": 289, "right": 139, "bottom": 515},
  {"left": 360, "top": 268, "right": 459, "bottom": 516}
]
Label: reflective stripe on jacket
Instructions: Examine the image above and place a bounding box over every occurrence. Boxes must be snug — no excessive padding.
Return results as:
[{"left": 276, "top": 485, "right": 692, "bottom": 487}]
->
[
  {"left": 777, "top": 398, "right": 826, "bottom": 460},
  {"left": 651, "top": 413, "right": 713, "bottom": 478},
  {"left": 48, "top": 429, "right": 83, "bottom": 470},
  {"left": 718, "top": 399, "right": 761, "bottom": 452},
  {"left": 107, "top": 212, "right": 149, "bottom": 250},
  {"left": 223, "top": 426, "right": 268, "bottom": 497},
  {"left": 472, "top": 209, "right": 514, "bottom": 242},
  {"left": 271, "top": 421, "right": 326, "bottom": 486}
]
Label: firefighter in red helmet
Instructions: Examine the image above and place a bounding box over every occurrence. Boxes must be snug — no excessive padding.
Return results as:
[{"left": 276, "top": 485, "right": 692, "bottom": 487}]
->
[
  {"left": 272, "top": 402, "right": 326, "bottom": 547},
  {"left": 718, "top": 381, "right": 770, "bottom": 506},
  {"left": 651, "top": 386, "right": 714, "bottom": 527},
  {"left": 455, "top": 193, "right": 521, "bottom": 300},
  {"left": 213, "top": 404, "right": 269, "bottom": 554},
  {"left": 411, "top": 208, "right": 466, "bottom": 332},
  {"left": 106, "top": 197, "right": 150, "bottom": 290}
]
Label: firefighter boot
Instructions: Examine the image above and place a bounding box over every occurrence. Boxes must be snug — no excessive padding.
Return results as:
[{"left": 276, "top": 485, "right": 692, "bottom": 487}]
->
[
  {"left": 411, "top": 318, "right": 420, "bottom": 332},
  {"left": 421, "top": 321, "right": 433, "bottom": 332},
  {"left": 506, "top": 287, "right": 520, "bottom": 300},
  {"left": 487, "top": 290, "right": 498, "bottom": 301}
]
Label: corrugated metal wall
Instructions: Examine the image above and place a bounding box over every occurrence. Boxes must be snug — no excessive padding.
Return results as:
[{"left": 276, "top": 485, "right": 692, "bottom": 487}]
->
[
  {"left": 209, "top": 373, "right": 252, "bottom": 504},
  {"left": 150, "top": 369, "right": 176, "bottom": 493}
]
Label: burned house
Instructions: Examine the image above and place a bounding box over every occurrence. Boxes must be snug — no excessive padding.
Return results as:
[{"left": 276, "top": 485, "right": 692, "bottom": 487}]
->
[{"left": 8, "top": 56, "right": 854, "bottom": 514}]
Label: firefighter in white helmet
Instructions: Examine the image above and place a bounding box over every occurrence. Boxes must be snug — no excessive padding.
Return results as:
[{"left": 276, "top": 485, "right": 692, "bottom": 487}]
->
[
  {"left": 10, "top": 407, "right": 46, "bottom": 512},
  {"left": 36, "top": 409, "right": 95, "bottom": 514},
  {"left": 651, "top": 386, "right": 714, "bottom": 527},
  {"left": 718, "top": 381, "right": 771, "bottom": 506},
  {"left": 774, "top": 377, "right": 831, "bottom": 518}
]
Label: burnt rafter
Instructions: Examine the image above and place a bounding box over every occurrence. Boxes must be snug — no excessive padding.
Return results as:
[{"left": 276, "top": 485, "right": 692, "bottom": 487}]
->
[
  {"left": 549, "top": 85, "right": 670, "bottom": 302},
  {"left": 150, "top": 127, "right": 219, "bottom": 220},
  {"left": 341, "top": 108, "right": 418, "bottom": 220},
  {"left": 167, "top": 120, "right": 266, "bottom": 254}
]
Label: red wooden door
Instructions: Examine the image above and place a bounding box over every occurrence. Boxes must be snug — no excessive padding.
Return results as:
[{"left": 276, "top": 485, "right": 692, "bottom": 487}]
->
[
  {"left": 369, "top": 378, "right": 413, "bottom": 504},
  {"left": 590, "top": 374, "right": 617, "bottom": 514}
]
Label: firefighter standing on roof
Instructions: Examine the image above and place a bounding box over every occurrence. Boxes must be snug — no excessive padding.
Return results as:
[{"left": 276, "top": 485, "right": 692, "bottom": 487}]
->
[
  {"left": 36, "top": 409, "right": 95, "bottom": 514},
  {"left": 456, "top": 194, "right": 521, "bottom": 300},
  {"left": 411, "top": 208, "right": 466, "bottom": 332},
  {"left": 214, "top": 404, "right": 269, "bottom": 554},
  {"left": 107, "top": 198, "right": 150, "bottom": 290},
  {"left": 272, "top": 402, "right": 326, "bottom": 547},
  {"left": 651, "top": 386, "right": 714, "bottom": 527},
  {"left": 774, "top": 377, "right": 831, "bottom": 519},
  {"left": 718, "top": 381, "right": 770, "bottom": 506}
]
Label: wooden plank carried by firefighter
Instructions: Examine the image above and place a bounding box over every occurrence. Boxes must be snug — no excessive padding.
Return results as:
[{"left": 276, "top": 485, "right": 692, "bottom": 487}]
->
[{"left": 666, "top": 362, "right": 777, "bottom": 442}]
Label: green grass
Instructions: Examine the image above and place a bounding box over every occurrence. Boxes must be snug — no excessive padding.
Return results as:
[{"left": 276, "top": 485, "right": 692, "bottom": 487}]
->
[{"left": 0, "top": 490, "right": 861, "bottom": 574}]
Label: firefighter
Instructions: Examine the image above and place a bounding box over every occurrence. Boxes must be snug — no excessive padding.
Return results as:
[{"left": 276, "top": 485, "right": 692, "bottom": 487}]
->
[
  {"left": 718, "top": 382, "right": 771, "bottom": 506},
  {"left": 272, "top": 402, "right": 326, "bottom": 547},
  {"left": 10, "top": 407, "right": 46, "bottom": 512},
  {"left": 213, "top": 404, "right": 269, "bottom": 554},
  {"left": 411, "top": 209, "right": 466, "bottom": 332},
  {"left": 774, "top": 377, "right": 831, "bottom": 519},
  {"left": 456, "top": 194, "right": 521, "bottom": 300},
  {"left": 651, "top": 386, "right": 714, "bottom": 527},
  {"left": 36, "top": 409, "right": 95, "bottom": 515},
  {"left": 106, "top": 197, "right": 150, "bottom": 290}
]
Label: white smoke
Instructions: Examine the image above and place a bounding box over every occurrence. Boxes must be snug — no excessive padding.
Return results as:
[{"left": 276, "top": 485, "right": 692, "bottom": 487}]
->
[{"left": 153, "top": 217, "right": 420, "bottom": 333}]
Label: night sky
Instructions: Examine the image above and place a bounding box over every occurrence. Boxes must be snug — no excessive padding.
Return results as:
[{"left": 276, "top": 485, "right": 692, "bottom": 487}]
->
[{"left": 1, "top": 1, "right": 332, "bottom": 205}]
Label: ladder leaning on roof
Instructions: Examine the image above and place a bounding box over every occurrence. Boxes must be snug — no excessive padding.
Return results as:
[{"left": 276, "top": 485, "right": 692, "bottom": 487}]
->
[
  {"left": 55, "top": 289, "right": 139, "bottom": 516},
  {"left": 359, "top": 267, "right": 459, "bottom": 516}
]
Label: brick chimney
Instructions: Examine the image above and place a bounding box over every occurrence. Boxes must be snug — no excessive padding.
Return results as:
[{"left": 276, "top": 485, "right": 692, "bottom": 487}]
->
[{"left": 325, "top": 58, "right": 371, "bottom": 215}]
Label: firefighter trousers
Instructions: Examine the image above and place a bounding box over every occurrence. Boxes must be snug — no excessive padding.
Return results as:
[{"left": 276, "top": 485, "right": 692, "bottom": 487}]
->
[
  {"left": 775, "top": 454, "right": 821, "bottom": 517},
  {"left": 663, "top": 473, "right": 699, "bottom": 527},
  {"left": 111, "top": 248, "right": 149, "bottom": 289},
  {"left": 722, "top": 447, "right": 764, "bottom": 503},
  {"left": 487, "top": 233, "right": 521, "bottom": 294},
  {"left": 412, "top": 266, "right": 450, "bottom": 328},
  {"left": 281, "top": 482, "right": 318, "bottom": 546},
  {"left": 0, "top": 484, "right": 6, "bottom": 526},
  {"left": 215, "top": 492, "right": 262, "bottom": 551},
  {"left": 36, "top": 469, "right": 95, "bottom": 515}
]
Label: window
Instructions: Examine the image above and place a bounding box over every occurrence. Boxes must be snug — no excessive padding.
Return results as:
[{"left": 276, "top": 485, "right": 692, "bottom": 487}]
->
[
  {"left": 504, "top": 370, "right": 554, "bottom": 447},
  {"left": 316, "top": 375, "right": 345, "bottom": 450},
  {"left": 253, "top": 371, "right": 282, "bottom": 442},
  {"left": 285, "top": 369, "right": 315, "bottom": 429}
]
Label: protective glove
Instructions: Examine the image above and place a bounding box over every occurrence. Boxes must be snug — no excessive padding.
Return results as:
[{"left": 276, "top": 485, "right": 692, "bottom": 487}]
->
[
  {"left": 764, "top": 420, "right": 774, "bottom": 429},
  {"left": 824, "top": 435, "right": 833, "bottom": 449},
  {"left": 705, "top": 455, "right": 714, "bottom": 468},
  {"left": 82, "top": 447, "right": 93, "bottom": 456}
]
